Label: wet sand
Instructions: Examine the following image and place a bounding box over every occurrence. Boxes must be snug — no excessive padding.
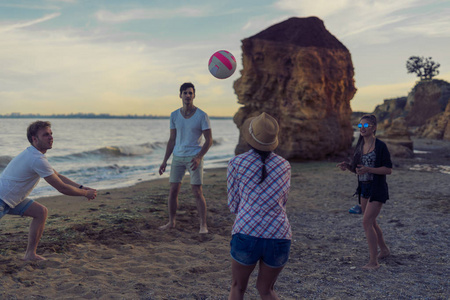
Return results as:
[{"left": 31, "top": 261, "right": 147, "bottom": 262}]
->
[{"left": 1, "top": 138, "right": 449, "bottom": 299}]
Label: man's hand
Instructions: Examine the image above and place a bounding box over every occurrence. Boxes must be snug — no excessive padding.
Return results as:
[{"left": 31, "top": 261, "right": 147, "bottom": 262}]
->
[
  {"left": 190, "top": 156, "right": 201, "bottom": 171},
  {"left": 159, "top": 162, "right": 167, "bottom": 175},
  {"left": 85, "top": 189, "right": 97, "bottom": 200}
]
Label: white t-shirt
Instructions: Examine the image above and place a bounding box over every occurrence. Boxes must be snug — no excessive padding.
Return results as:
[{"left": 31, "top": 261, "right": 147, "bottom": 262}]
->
[
  {"left": 0, "top": 146, "right": 54, "bottom": 208},
  {"left": 170, "top": 108, "right": 211, "bottom": 157}
]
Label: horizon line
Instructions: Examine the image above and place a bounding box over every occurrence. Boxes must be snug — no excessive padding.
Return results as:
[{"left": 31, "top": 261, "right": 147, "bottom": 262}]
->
[{"left": 0, "top": 113, "right": 233, "bottom": 119}]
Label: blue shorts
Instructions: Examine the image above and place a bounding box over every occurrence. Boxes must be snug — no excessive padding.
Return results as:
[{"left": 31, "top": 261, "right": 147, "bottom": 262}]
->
[
  {"left": 359, "top": 182, "right": 373, "bottom": 199},
  {"left": 230, "top": 233, "right": 291, "bottom": 268},
  {"left": 0, "top": 198, "right": 34, "bottom": 219}
]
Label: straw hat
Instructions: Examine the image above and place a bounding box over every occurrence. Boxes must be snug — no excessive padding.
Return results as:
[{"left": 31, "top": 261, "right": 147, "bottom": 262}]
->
[{"left": 242, "top": 112, "right": 279, "bottom": 152}]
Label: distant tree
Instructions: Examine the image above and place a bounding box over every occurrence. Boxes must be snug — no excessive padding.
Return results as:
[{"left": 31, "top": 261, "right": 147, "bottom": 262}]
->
[{"left": 406, "top": 56, "right": 440, "bottom": 80}]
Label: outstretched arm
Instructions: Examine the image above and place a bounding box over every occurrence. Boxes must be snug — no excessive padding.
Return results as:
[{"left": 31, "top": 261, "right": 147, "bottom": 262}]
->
[
  {"left": 54, "top": 170, "right": 95, "bottom": 190},
  {"left": 44, "top": 172, "right": 97, "bottom": 200}
]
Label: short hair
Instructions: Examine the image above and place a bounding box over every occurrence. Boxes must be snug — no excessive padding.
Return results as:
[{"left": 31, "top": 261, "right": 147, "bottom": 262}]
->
[
  {"left": 179, "top": 82, "right": 195, "bottom": 96},
  {"left": 27, "top": 121, "right": 51, "bottom": 144}
]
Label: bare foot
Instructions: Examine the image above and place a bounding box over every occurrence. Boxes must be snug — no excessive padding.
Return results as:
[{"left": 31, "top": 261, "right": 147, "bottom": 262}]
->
[
  {"left": 23, "top": 254, "right": 46, "bottom": 261},
  {"left": 199, "top": 226, "right": 208, "bottom": 234},
  {"left": 378, "top": 249, "right": 390, "bottom": 259},
  {"left": 159, "top": 222, "right": 175, "bottom": 231},
  {"left": 362, "top": 262, "right": 380, "bottom": 270}
]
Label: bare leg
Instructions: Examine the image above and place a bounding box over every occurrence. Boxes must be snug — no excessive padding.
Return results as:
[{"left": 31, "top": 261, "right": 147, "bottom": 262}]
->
[
  {"left": 159, "top": 183, "right": 181, "bottom": 230},
  {"left": 22, "top": 202, "right": 48, "bottom": 261},
  {"left": 228, "top": 259, "right": 257, "bottom": 300},
  {"left": 374, "top": 221, "right": 390, "bottom": 259},
  {"left": 256, "top": 261, "right": 284, "bottom": 300},
  {"left": 361, "top": 198, "right": 384, "bottom": 270},
  {"left": 191, "top": 184, "right": 208, "bottom": 234}
]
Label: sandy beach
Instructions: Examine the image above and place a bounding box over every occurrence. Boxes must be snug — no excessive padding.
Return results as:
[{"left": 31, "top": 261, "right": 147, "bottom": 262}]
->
[{"left": 1, "top": 138, "right": 449, "bottom": 299}]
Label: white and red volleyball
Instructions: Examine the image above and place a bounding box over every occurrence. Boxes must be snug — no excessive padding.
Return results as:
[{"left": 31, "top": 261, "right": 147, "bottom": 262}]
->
[{"left": 208, "top": 50, "right": 237, "bottom": 79}]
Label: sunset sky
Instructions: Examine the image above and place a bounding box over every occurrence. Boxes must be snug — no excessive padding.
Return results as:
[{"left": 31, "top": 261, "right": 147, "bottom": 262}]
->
[{"left": 1, "top": 0, "right": 449, "bottom": 116}]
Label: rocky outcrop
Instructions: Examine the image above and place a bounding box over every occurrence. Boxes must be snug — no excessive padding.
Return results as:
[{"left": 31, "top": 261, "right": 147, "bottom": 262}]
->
[
  {"left": 372, "top": 97, "right": 407, "bottom": 128},
  {"left": 233, "top": 17, "right": 356, "bottom": 159},
  {"left": 379, "top": 118, "right": 414, "bottom": 158},
  {"left": 405, "top": 79, "right": 450, "bottom": 127},
  {"left": 415, "top": 101, "right": 450, "bottom": 140},
  {"left": 371, "top": 79, "right": 450, "bottom": 143}
]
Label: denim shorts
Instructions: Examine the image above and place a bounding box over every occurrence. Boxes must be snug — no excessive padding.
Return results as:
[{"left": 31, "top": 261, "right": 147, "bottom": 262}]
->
[
  {"left": 230, "top": 233, "right": 291, "bottom": 268},
  {"left": 359, "top": 181, "right": 373, "bottom": 199},
  {"left": 0, "top": 198, "right": 34, "bottom": 219},
  {"left": 169, "top": 155, "right": 204, "bottom": 185}
]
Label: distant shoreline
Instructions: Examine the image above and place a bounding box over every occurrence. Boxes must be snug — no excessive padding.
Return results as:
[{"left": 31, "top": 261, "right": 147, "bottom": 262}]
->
[{"left": 0, "top": 114, "right": 233, "bottom": 120}]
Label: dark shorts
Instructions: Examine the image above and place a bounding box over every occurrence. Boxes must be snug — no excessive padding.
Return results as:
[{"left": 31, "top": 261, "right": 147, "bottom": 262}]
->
[
  {"left": 359, "top": 181, "right": 373, "bottom": 199},
  {"left": 0, "top": 198, "right": 34, "bottom": 219},
  {"left": 358, "top": 182, "right": 387, "bottom": 204},
  {"left": 230, "top": 233, "right": 291, "bottom": 268}
]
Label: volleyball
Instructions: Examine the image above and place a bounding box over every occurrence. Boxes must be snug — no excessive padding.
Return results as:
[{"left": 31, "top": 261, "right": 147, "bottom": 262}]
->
[{"left": 208, "top": 50, "right": 237, "bottom": 79}]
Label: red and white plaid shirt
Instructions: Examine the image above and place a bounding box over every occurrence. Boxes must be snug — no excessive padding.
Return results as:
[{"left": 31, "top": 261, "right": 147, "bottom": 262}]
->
[{"left": 227, "top": 149, "right": 292, "bottom": 240}]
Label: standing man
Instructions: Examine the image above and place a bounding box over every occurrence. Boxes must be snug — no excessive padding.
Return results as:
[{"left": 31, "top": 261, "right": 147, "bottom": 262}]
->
[
  {"left": 159, "top": 82, "right": 212, "bottom": 234},
  {"left": 0, "top": 121, "right": 97, "bottom": 261}
]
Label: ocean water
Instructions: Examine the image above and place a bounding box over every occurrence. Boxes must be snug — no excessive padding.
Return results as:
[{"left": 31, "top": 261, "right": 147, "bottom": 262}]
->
[{"left": 0, "top": 118, "right": 239, "bottom": 199}]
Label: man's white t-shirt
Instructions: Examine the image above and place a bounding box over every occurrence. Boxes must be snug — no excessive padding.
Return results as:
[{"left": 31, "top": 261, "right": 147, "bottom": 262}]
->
[
  {"left": 170, "top": 108, "right": 211, "bottom": 157},
  {"left": 0, "top": 146, "right": 54, "bottom": 208}
]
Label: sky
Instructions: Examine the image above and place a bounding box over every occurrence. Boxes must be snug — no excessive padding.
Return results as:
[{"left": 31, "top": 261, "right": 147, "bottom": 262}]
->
[{"left": 1, "top": 0, "right": 449, "bottom": 117}]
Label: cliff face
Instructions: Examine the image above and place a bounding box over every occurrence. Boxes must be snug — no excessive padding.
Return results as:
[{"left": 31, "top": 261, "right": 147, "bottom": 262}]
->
[
  {"left": 233, "top": 17, "right": 356, "bottom": 159},
  {"left": 405, "top": 79, "right": 450, "bottom": 127},
  {"left": 372, "top": 97, "right": 407, "bottom": 126},
  {"left": 415, "top": 101, "right": 450, "bottom": 140},
  {"left": 372, "top": 79, "right": 450, "bottom": 141}
]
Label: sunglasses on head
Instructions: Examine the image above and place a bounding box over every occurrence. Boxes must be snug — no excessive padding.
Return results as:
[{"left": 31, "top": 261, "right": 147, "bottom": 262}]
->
[{"left": 358, "top": 123, "right": 373, "bottom": 128}]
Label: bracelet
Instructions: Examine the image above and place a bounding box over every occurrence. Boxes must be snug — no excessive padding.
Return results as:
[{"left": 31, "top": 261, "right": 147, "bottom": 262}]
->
[{"left": 79, "top": 185, "right": 83, "bottom": 189}]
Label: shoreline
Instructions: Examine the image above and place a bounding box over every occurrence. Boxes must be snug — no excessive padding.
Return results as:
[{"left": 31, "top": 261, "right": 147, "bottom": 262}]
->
[
  {"left": 32, "top": 136, "right": 450, "bottom": 200},
  {"left": 1, "top": 140, "right": 449, "bottom": 299}
]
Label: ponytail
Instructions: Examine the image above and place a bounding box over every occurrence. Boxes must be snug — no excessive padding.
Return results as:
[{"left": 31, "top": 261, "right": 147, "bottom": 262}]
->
[{"left": 253, "top": 148, "right": 271, "bottom": 184}]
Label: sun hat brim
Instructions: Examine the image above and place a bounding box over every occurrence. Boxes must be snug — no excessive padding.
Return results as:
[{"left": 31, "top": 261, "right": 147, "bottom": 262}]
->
[{"left": 242, "top": 115, "right": 279, "bottom": 152}]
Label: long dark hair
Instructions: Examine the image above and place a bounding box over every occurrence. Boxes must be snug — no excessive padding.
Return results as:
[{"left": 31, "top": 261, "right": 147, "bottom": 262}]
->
[
  {"left": 252, "top": 147, "right": 272, "bottom": 184},
  {"left": 350, "top": 114, "right": 377, "bottom": 172}
]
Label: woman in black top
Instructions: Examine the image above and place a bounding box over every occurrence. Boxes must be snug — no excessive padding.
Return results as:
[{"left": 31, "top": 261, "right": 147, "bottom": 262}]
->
[{"left": 337, "top": 114, "right": 392, "bottom": 269}]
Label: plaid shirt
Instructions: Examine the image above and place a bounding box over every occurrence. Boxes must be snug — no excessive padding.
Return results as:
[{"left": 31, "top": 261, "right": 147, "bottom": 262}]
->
[{"left": 227, "top": 149, "right": 292, "bottom": 240}]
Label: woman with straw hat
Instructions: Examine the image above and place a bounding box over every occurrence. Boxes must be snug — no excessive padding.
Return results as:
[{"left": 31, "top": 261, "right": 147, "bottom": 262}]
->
[{"left": 227, "top": 112, "right": 291, "bottom": 299}]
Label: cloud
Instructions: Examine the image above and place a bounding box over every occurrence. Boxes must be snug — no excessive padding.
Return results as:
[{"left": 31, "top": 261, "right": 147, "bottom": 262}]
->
[
  {"left": 0, "top": 3, "right": 60, "bottom": 10},
  {"left": 0, "top": 22, "right": 241, "bottom": 116},
  {"left": 49, "top": 0, "right": 77, "bottom": 3},
  {"left": 241, "top": 14, "right": 291, "bottom": 34},
  {"left": 0, "top": 13, "right": 61, "bottom": 33},
  {"left": 274, "top": 0, "right": 351, "bottom": 18},
  {"left": 396, "top": 12, "right": 450, "bottom": 38},
  {"left": 273, "top": 0, "right": 450, "bottom": 42},
  {"left": 96, "top": 7, "right": 208, "bottom": 23}
]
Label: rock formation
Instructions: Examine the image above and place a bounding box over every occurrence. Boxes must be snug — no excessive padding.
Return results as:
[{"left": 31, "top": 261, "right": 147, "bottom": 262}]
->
[
  {"left": 233, "top": 17, "right": 356, "bottom": 160},
  {"left": 415, "top": 101, "right": 450, "bottom": 140},
  {"left": 405, "top": 79, "right": 450, "bottom": 127},
  {"left": 372, "top": 97, "right": 407, "bottom": 128},
  {"left": 371, "top": 79, "right": 450, "bottom": 142},
  {"left": 379, "top": 118, "right": 414, "bottom": 158}
]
